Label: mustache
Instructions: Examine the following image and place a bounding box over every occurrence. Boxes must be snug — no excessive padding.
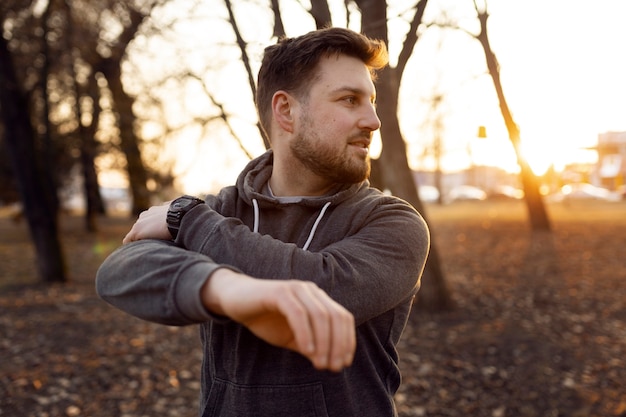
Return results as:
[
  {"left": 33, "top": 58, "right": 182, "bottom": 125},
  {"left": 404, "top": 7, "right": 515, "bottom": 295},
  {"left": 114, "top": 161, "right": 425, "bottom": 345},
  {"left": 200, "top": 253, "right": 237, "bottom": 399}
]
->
[{"left": 350, "top": 131, "right": 373, "bottom": 142}]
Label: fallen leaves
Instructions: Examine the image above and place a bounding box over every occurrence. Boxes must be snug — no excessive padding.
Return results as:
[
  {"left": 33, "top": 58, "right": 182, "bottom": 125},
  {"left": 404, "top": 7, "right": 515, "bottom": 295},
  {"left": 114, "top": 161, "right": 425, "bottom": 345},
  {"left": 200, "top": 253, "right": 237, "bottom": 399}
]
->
[{"left": 1, "top": 201, "right": 625, "bottom": 416}]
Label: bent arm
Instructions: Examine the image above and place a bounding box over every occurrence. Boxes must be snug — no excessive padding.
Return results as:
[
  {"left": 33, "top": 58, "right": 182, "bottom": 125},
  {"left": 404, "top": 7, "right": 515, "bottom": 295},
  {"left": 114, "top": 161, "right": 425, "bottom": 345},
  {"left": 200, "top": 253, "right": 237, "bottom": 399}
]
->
[
  {"left": 96, "top": 239, "right": 227, "bottom": 326},
  {"left": 178, "top": 200, "right": 430, "bottom": 325}
]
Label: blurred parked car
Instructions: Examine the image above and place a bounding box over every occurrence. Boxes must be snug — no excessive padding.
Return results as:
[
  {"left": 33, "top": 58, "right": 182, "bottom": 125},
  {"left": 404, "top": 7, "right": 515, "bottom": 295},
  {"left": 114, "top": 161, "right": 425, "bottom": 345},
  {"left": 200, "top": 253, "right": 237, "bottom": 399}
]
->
[
  {"left": 558, "top": 183, "right": 621, "bottom": 202},
  {"left": 446, "top": 185, "right": 487, "bottom": 202},
  {"left": 488, "top": 185, "right": 524, "bottom": 200},
  {"left": 418, "top": 185, "right": 440, "bottom": 203}
]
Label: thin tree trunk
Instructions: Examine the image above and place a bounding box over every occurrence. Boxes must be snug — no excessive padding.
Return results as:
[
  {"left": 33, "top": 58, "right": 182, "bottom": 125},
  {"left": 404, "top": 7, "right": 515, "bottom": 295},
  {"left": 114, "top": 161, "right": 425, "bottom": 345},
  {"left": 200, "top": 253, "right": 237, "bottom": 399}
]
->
[
  {"left": 65, "top": 0, "right": 104, "bottom": 230},
  {"left": 0, "top": 33, "right": 67, "bottom": 283},
  {"left": 93, "top": 6, "right": 152, "bottom": 216},
  {"left": 76, "top": 75, "right": 103, "bottom": 231},
  {"left": 269, "top": 0, "right": 286, "bottom": 38},
  {"left": 475, "top": 6, "right": 551, "bottom": 231},
  {"left": 376, "top": 71, "right": 452, "bottom": 311},
  {"left": 84, "top": 72, "right": 106, "bottom": 216},
  {"left": 308, "top": 0, "right": 332, "bottom": 29},
  {"left": 99, "top": 58, "right": 151, "bottom": 216},
  {"left": 40, "top": 0, "right": 60, "bottom": 213}
]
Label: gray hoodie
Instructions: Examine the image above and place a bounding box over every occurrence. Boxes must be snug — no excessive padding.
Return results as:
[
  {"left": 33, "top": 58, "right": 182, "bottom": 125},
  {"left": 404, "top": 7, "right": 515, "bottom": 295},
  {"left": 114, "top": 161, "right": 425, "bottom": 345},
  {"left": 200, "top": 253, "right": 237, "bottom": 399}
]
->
[{"left": 96, "top": 150, "right": 430, "bottom": 417}]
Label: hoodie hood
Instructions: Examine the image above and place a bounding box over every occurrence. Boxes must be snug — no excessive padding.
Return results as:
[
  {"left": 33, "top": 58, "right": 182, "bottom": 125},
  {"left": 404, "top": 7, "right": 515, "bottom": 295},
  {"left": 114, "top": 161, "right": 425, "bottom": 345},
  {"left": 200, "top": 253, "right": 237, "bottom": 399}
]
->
[
  {"left": 236, "top": 150, "right": 371, "bottom": 250},
  {"left": 236, "top": 150, "right": 369, "bottom": 209}
]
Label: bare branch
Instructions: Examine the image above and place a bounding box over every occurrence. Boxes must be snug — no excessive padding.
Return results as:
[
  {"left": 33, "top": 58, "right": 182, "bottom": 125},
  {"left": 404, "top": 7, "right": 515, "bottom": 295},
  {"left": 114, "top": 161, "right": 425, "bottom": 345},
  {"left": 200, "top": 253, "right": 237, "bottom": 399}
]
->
[
  {"left": 309, "top": 0, "right": 332, "bottom": 28},
  {"left": 186, "top": 72, "right": 255, "bottom": 160},
  {"left": 269, "top": 0, "right": 286, "bottom": 38},
  {"left": 396, "top": 0, "right": 428, "bottom": 76},
  {"left": 223, "top": 0, "right": 269, "bottom": 149}
]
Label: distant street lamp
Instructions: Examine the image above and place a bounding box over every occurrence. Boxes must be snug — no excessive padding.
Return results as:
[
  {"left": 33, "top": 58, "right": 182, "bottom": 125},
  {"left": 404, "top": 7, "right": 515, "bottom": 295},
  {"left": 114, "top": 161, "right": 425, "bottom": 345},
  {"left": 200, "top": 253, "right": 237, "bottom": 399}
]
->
[{"left": 468, "top": 126, "right": 487, "bottom": 187}]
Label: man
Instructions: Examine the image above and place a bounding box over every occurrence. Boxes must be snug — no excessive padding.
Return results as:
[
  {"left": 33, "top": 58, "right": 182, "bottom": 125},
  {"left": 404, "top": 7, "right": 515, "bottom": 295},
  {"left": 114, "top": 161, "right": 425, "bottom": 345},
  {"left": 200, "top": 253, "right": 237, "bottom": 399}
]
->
[{"left": 97, "top": 27, "right": 430, "bottom": 417}]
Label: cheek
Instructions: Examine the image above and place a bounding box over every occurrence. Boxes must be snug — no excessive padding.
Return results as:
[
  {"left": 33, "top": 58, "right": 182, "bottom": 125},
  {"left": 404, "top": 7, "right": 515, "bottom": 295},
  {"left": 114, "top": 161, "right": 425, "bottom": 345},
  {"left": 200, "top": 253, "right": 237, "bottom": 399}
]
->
[{"left": 322, "top": 112, "right": 348, "bottom": 130}]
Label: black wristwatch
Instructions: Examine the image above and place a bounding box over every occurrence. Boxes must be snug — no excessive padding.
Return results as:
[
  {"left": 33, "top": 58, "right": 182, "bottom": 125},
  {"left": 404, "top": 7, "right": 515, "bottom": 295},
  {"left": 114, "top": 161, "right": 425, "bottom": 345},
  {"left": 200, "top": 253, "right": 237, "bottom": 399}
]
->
[{"left": 166, "top": 195, "right": 205, "bottom": 239}]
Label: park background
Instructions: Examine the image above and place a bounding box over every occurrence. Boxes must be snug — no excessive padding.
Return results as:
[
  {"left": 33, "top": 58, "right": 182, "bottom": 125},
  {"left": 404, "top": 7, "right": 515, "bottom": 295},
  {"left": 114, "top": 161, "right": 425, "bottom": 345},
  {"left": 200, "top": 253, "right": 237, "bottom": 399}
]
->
[{"left": 1, "top": 0, "right": 626, "bottom": 416}]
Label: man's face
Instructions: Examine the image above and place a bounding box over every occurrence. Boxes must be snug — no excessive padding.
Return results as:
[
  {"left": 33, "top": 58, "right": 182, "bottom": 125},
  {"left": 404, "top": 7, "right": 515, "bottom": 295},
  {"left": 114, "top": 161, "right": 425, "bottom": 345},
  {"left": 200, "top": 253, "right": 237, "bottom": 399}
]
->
[{"left": 290, "top": 54, "right": 381, "bottom": 184}]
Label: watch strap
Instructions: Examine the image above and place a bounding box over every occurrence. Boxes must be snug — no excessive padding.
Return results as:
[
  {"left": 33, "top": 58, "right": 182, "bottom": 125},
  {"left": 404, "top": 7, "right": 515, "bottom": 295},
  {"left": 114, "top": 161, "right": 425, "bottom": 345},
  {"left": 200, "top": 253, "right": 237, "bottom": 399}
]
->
[{"left": 166, "top": 195, "right": 205, "bottom": 239}]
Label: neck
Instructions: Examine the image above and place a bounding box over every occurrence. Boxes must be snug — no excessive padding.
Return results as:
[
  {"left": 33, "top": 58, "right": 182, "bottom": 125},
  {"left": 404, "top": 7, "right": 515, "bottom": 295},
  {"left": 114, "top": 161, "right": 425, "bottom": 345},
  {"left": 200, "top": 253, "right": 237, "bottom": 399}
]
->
[{"left": 269, "top": 156, "right": 335, "bottom": 197}]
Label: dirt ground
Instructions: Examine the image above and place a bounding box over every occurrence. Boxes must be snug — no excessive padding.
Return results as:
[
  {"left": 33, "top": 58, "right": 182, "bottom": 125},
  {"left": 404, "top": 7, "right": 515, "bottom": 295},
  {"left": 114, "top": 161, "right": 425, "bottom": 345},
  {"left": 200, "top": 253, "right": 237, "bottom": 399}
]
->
[{"left": 0, "top": 200, "right": 625, "bottom": 417}]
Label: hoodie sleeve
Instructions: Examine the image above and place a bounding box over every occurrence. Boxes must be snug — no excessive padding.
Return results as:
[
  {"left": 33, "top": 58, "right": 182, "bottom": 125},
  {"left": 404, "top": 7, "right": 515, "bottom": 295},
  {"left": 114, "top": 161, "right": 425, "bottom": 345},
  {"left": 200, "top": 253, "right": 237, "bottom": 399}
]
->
[
  {"left": 177, "top": 198, "right": 430, "bottom": 325},
  {"left": 96, "top": 239, "right": 232, "bottom": 326}
]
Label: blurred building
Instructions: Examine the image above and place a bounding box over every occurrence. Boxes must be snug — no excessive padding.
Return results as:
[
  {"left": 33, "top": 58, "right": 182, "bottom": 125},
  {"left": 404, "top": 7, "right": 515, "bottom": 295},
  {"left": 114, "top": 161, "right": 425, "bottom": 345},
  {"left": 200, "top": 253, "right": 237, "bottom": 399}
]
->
[{"left": 592, "top": 131, "right": 626, "bottom": 189}]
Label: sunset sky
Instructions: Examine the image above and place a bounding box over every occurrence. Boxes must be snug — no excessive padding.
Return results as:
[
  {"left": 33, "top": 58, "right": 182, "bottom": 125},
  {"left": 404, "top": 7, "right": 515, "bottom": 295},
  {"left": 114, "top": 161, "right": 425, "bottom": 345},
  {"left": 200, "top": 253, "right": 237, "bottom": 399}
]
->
[
  {"left": 113, "top": 0, "right": 626, "bottom": 194},
  {"left": 398, "top": 0, "right": 626, "bottom": 175}
]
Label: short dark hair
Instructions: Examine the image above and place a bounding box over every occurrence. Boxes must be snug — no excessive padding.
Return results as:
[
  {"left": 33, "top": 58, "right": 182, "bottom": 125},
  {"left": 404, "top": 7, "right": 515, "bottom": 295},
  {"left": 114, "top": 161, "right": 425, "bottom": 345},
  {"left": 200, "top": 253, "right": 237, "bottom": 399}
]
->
[{"left": 256, "top": 27, "right": 388, "bottom": 138}]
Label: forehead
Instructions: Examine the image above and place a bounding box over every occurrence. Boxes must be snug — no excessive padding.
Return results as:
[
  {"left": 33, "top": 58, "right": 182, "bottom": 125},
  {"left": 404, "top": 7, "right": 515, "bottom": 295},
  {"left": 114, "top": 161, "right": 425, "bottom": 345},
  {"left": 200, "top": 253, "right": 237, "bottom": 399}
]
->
[{"left": 310, "top": 54, "right": 376, "bottom": 95}]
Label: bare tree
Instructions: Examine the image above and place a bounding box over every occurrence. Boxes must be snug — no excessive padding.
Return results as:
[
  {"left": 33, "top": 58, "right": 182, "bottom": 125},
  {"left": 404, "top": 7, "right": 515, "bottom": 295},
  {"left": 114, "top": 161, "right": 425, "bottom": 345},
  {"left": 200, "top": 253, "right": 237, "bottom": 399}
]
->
[
  {"left": 0, "top": 29, "right": 67, "bottom": 283},
  {"left": 64, "top": 0, "right": 105, "bottom": 231},
  {"left": 92, "top": 4, "right": 153, "bottom": 215},
  {"left": 466, "top": 0, "right": 551, "bottom": 231},
  {"left": 39, "top": 1, "right": 61, "bottom": 213}
]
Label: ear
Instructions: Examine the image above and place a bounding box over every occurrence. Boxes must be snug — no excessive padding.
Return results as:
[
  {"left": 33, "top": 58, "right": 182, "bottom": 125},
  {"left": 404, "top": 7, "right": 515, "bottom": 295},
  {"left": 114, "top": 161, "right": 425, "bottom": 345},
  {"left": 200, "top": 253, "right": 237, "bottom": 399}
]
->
[{"left": 272, "top": 91, "right": 295, "bottom": 133}]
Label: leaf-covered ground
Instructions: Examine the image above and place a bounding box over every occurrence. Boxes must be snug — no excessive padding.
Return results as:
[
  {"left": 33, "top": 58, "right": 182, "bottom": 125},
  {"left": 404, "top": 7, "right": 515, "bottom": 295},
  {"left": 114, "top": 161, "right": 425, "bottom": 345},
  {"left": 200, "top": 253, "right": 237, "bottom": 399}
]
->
[{"left": 1, "top": 200, "right": 625, "bottom": 417}]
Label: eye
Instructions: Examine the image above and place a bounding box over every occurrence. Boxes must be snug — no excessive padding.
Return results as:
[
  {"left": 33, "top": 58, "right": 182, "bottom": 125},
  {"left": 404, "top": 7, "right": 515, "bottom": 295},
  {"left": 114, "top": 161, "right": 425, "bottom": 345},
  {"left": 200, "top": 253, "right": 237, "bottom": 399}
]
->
[{"left": 343, "top": 96, "right": 357, "bottom": 105}]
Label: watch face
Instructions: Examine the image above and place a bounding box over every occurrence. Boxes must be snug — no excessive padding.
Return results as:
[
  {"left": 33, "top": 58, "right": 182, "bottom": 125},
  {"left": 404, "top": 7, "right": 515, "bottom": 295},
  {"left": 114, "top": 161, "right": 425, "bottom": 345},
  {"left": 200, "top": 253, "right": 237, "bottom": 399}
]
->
[
  {"left": 175, "top": 199, "right": 194, "bottom": 209},
  {"left": 168, "top": 197, "right": 203, "bottom": 239}
]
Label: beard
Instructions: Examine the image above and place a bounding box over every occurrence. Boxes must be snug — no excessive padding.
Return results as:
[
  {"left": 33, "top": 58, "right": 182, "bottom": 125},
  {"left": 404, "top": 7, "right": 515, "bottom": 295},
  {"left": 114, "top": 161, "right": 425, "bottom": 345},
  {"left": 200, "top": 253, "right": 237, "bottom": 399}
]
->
[{"left": 290, "top": 120, "right": 371, "bottom": 184}]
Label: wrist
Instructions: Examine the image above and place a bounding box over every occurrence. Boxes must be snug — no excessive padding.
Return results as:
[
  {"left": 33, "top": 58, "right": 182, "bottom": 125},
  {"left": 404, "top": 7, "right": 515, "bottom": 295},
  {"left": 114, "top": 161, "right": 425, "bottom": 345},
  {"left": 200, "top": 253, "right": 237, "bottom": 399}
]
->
[{"left": 201, "top": 268, "right": 243, "bottom": 316}]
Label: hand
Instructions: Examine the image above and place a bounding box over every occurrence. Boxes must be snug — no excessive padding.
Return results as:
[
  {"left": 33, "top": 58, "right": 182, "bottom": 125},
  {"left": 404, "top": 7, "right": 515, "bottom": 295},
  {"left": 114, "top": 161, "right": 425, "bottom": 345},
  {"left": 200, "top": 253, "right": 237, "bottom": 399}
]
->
[
  {"left": 203, "top": 269, "right": 356, "bottom": 372},
  {"left": 123, "top": 202, "right": 172, "bottom": 244}
]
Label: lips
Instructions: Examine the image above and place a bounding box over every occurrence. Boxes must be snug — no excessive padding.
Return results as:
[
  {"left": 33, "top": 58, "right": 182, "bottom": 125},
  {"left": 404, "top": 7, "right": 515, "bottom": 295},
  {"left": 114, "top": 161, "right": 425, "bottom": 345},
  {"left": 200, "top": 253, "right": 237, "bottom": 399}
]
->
[
  {"left": 348, "top": 134, "right": 371, "bottom": 149},
  {"left": 349, "top": 140, "right": 369, "bottom": 149},
  {"left": 348, "top": 140, "right": 370, "bottom": 159}
]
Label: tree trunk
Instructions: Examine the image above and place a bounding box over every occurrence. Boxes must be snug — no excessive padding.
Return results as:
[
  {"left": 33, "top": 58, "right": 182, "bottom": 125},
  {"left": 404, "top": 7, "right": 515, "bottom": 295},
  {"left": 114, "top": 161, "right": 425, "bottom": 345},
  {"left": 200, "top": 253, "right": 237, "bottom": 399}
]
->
[
  {"left": 376, "top": 70, "right": 453, "bottom": 311},
  {"left": 0, "top": 33, "right": 67, "bottom": 283},
  {"left": 308, "top": 0, "right": 332, "bottom": 29},
  {"left": 65, "top": 0, "right": 105, "bottom": 230},
  {"left": 77, "top": 74, "right": 105, "bottom": 230},
  {"left": 476, "top": 9, "right": 551, "bottom": 231},
  {"left": 93, "top": 5, "right": 152, "bottom": 216},
  {"left": 99, "top": 58, "right": 151, "bottom": 216},
  {"left": 85, "top": 73, "right": 106, "bottom": 217},
  {"left": 40, "top": 1, "right": 60, "bottom": 213},
  {"left": 359, "top": 0, "right": 453, "bottom": 311}
]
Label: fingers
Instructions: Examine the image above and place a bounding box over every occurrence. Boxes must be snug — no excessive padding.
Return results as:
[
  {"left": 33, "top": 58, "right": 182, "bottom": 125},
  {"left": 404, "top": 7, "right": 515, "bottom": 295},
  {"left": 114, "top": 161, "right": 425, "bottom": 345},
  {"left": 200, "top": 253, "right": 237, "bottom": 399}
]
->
[
  {"left": 286, "top": 282, "right": 355, "bottom": 372},
  {"left": 122, "top": 202, "right": 171, "bottom": 244},
  {"left": 202, "top": 273, "right": 355, "bottom": 372},
  {"left": 319, "top": 294, "right": 355, "bottom": 371}
]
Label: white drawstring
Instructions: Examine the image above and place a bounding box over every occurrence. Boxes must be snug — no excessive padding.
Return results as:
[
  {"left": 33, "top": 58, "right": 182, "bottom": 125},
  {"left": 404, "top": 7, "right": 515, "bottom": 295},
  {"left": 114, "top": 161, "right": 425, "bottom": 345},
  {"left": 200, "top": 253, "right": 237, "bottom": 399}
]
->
[
  {"left": 252, "top": 199, "right": 260, "bottom": 233},
  {"left": 252, "top": 198, "right": 330, "bottom": 251},
  {"left": 302, "top": 202, "right": 331, "bottom": 251}
]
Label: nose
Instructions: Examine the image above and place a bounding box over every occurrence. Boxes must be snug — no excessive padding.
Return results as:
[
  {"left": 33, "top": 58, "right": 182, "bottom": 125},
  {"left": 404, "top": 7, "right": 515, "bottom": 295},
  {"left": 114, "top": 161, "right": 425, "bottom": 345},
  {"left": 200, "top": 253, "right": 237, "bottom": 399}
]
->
[{"left": 360, "top": 103, "right": 381, "bottom": 132}]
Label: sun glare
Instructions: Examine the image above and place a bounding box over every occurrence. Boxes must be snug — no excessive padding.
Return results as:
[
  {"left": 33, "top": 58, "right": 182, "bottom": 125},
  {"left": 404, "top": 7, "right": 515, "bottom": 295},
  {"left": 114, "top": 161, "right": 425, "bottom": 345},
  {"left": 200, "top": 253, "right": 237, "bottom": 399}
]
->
[
  {"left": 519, "top": 141, "right": 554, "bottom": 176},
  {"left": 469, "top": 136, "right": 518, "bottom": 173}
]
